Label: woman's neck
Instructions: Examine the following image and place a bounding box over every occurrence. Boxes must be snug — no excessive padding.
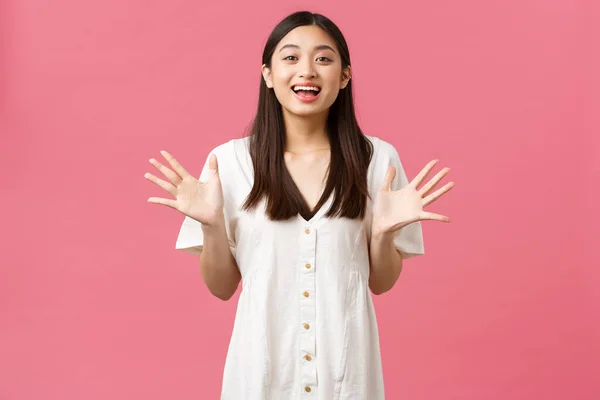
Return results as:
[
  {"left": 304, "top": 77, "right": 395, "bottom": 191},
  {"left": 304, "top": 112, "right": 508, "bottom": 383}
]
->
[{"left": 283, "top": 110, "right": 330, "bottom": 153}]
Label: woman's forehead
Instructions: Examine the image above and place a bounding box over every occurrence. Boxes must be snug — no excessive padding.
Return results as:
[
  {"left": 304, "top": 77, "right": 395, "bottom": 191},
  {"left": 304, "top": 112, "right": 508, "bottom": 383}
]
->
[{"left": 276, "top": 26, "right": 337, "bottom": 52}]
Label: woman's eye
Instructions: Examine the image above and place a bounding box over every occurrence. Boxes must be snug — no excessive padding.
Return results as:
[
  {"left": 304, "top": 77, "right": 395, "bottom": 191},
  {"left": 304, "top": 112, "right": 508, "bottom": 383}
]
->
[{"left": 283, "top": 56, "right": 331, "bottom": 62}]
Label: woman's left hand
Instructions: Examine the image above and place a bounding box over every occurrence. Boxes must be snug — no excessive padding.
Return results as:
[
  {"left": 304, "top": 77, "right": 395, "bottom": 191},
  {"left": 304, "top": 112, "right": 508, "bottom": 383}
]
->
[{"left": 372, "top": 159, "right": 454, "bottom": 236}]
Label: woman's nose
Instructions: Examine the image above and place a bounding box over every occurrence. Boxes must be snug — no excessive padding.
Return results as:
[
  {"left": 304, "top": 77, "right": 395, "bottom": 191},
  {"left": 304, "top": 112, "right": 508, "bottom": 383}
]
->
[{"left": 298, "top": 60, "right": 317, "bottom": 78}]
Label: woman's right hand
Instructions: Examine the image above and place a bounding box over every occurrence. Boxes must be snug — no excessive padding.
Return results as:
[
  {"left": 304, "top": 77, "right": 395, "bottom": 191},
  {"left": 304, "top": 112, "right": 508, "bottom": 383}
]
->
[{"left": 144, "top": 150, "right": 224, "bottom": 227}]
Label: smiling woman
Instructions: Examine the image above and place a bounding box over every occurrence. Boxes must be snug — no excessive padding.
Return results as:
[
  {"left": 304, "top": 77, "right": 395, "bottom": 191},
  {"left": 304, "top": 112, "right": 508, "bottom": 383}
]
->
[
  {"left": 145, "top": 9, "right": 453, "bottom": 400},
  {"left": 250, "top": 23, "right": 364, "bottom": 222}
]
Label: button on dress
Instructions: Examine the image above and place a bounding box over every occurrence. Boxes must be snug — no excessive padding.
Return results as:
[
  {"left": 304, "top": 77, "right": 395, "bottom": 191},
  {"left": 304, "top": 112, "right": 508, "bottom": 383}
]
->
[{"left": 175, "top": 135, "right": 425, "bottom": 399}]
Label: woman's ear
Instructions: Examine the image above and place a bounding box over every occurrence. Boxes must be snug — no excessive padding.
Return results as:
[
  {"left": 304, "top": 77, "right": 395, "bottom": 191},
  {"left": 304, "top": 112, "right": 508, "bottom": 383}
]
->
[
  {"left": 261, "top": 64, "right": 273, "bottom": 88},
  {"left": 341, "top": 65, "right": 352, "bottom": 89}
]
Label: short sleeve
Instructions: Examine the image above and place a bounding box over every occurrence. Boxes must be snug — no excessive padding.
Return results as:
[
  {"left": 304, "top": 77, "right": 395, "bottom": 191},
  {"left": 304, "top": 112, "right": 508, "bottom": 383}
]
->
[
  {"left": 370, "top": 138, "right": 425, "bottom": 260},
  {"left": 174, "top": 144, "right": 236, "bottom": 257}
]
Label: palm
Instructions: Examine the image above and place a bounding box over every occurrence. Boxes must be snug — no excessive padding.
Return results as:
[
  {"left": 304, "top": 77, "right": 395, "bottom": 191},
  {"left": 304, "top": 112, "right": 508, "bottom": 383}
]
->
[
  {"left": 372, "top": 159, "right": 454, "bottom": 234},
  {"left": 177, "top": 174, "right": 223, "bottom": 223},
  {"left": 144, "top": 150, "right": 224, "bottom": 226},
  {"left": 373, "top": 185, "right": 424, "bottom": 232}
]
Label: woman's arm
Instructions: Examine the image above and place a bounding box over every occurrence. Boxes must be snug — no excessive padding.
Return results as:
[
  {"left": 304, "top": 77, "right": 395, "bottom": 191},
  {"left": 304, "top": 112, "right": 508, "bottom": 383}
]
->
[
  {"left": 368, "top": 229, "right": 403, "bottom": 295},
  {"left": 199, "top": 212, "right": 241, "bottom": 301}
]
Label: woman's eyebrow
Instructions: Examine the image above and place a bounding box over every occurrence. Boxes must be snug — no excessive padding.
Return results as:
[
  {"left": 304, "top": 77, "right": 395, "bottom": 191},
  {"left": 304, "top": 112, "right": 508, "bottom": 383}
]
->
[{"left": 278, "top": 44, "right": 337, "bottom": 54}]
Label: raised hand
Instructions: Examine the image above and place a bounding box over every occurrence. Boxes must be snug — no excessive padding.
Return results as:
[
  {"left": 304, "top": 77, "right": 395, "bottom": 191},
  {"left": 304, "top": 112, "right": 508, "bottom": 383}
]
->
[
  {"left": 144, "top": 150, "right": 224, "bottom": 226},
  {"left": 372, "top": 160, "right": 454, "bottom": 235}
]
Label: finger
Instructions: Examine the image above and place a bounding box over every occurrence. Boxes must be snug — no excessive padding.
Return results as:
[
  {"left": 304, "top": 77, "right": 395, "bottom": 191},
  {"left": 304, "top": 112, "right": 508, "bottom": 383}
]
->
[
  {"left": 423, "top": 181, "right": 454, "bottom": 207},
  {"left": 149, "top": 158, "right": 182, "bottom": 186},
  {"left": 419, "top": 167, "right": 451, "bottom": 197},
  {"left": 410, "top": 159, "right": 438, "bottom": 189},
  {"left": 147, "top": 197, "right": 178, "bottom": 209},
  {"left": 419, "top": 211, "right": 450, "bottom": 223},
  {"left": 208, "top": 154, "right": 219, "bottom": 177},
  {"left": 160, "top": 150, "right": 192, "bottom": 179},
  {"left": 144, "top": 172, "right": 177, "bottom": 197},
  {"left": 380, "top": 165, "right": 396, "bottom": 191}
]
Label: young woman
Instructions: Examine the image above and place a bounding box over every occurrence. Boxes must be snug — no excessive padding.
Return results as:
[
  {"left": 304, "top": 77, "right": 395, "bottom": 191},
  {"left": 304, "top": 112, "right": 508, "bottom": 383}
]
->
[{"left": 145, "top": 10, "right": 453, "bottom": 400}]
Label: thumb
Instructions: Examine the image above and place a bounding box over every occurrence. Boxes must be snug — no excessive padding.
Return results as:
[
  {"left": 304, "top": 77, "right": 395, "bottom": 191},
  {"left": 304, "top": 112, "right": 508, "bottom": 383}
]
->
[
  {"left": 381, "top": 165, "right": 396, "bottom": 191},
  {"left": 208, "top": 154, "right": 219, "bottom": 177}
]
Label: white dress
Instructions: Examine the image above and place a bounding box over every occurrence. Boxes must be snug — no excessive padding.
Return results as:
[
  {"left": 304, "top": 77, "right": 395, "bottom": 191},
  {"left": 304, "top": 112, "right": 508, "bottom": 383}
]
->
[{"left": 175, "top": 135, "right": 425, "bottom": 399}]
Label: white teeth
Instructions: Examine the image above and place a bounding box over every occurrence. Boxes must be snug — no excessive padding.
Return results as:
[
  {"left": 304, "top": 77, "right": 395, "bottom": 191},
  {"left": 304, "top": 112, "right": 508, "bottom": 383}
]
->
[{"left": 293, "top": 86, "right": 320, "bottom": 92}]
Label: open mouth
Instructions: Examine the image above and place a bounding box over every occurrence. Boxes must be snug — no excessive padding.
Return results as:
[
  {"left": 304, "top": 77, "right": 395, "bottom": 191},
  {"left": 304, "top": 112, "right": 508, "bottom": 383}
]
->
[{"left": 292, "top": 85, "right": 321, "bottom": 98}]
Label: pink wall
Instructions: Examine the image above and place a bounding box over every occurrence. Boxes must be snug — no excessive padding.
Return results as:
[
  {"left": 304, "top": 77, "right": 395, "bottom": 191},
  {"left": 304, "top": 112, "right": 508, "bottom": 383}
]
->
[{"left": 1, "top": 0, "right": 598, "bottom": 399}]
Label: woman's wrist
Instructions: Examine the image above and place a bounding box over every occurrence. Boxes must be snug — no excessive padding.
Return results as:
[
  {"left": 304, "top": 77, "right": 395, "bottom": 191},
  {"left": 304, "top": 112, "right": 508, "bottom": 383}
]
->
[{"left": 201, "top": 210, "right": 226, "bottom": 235}]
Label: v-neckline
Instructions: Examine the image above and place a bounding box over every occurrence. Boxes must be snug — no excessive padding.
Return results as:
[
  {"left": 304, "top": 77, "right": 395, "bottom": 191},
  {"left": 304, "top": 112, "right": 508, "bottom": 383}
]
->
[
  {"left": 298, "top": 191, "right": 333, "bottom": 224},
  {"left": 283, "top": 149, "right": 332, "bottom": 224}
]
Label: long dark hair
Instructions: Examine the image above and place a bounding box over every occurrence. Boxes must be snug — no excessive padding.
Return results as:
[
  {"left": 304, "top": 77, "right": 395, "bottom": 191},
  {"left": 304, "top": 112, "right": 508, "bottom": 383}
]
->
[{"left": 242, "top": 11, "right": 373, "bottom": 221}]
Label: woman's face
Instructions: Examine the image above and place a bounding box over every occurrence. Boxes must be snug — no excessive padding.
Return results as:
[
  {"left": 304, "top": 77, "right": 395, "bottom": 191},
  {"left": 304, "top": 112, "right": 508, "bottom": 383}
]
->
[{"left": 262, "top": 25, "right": 351, "bottom": 118}]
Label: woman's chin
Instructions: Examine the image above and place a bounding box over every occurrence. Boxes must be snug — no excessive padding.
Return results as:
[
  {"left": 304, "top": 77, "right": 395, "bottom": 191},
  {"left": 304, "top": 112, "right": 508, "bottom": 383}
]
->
[
  {"left": 285, "top": 107, "right": 328, "bottom": 118},
  {"left": 281, "top": 101, "right": 332, "bottom": 118}
]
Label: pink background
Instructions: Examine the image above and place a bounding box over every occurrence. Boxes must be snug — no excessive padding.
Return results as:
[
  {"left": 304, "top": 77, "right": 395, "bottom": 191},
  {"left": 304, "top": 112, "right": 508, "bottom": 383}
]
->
[{"left": 1, "top": 0, "right": 598, "bottom": 399}]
